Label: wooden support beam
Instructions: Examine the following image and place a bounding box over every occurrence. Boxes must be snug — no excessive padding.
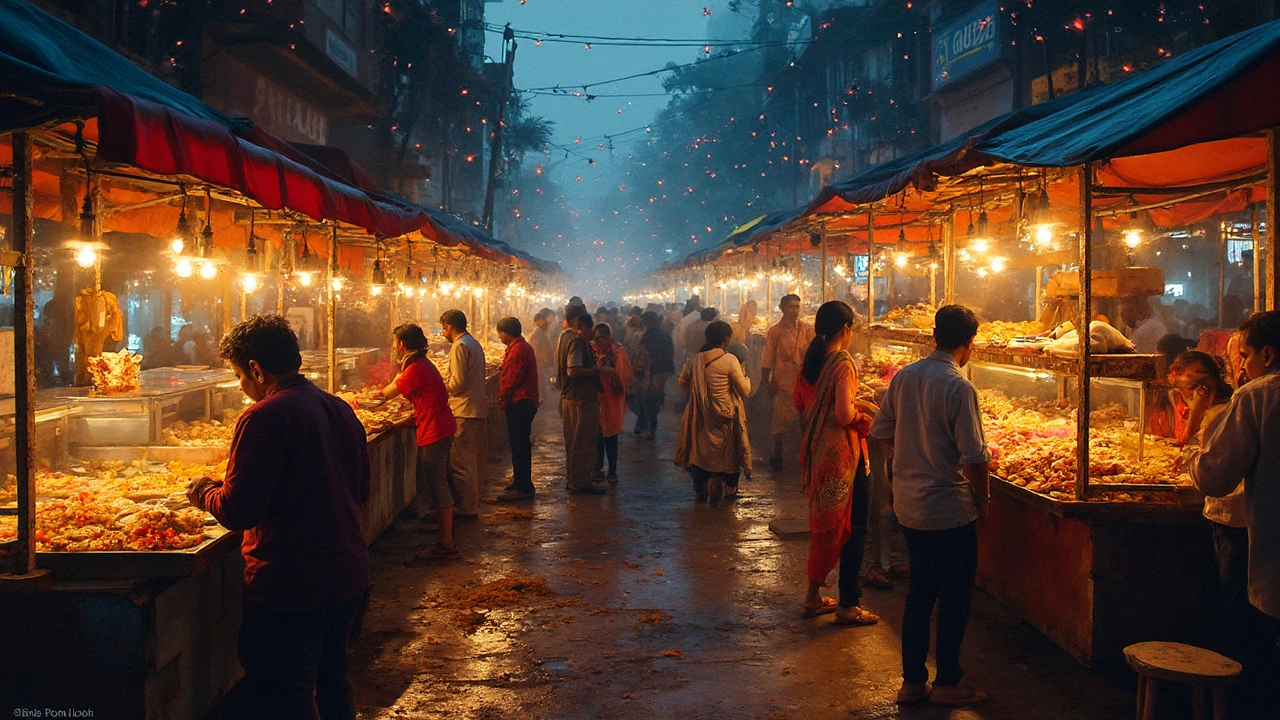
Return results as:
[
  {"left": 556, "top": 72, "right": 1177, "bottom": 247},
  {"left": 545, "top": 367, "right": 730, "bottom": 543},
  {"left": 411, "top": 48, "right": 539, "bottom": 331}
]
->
[{"left": 1076, "top": 163, "right": 1094, "bottom": 502}]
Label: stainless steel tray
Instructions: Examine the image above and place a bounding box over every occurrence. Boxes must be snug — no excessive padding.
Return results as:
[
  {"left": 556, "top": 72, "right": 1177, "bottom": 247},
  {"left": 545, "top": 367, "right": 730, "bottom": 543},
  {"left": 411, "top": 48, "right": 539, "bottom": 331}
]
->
[{"left": 33, "top": 527, "right": 238, "bottom": 580}]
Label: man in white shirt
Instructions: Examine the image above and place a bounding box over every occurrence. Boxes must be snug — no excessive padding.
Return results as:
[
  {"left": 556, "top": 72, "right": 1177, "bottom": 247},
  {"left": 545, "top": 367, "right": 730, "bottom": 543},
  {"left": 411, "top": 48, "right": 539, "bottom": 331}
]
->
[
  {"left": 1120, "top": 295, "right": 1169, "bottom": 354},
  {"left": 870, "top": 304, "right": 991, "bottom": 709},
  {"left": 440, "top": 309, "right": 487, "bottom": 518}
]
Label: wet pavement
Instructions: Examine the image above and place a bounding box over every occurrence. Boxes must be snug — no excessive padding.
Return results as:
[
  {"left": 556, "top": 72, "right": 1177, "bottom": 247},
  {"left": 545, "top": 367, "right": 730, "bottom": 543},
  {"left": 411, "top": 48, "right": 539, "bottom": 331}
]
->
[{"left": 350, "top": 398, "right": 1139, "bottom": 719}]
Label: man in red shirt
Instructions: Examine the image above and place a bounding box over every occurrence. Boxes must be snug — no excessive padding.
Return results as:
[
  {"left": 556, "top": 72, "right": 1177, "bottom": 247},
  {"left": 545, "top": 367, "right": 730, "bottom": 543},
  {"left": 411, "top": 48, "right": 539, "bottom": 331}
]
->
[
  {"left": 187, "top": 315, "right": 370, "bottom": 720},
  {"left": 496, "top": 316, "right": 540, "bottom": 501},
  {"left": 381, "top": 323, "right": 459, "bottom": 559}
]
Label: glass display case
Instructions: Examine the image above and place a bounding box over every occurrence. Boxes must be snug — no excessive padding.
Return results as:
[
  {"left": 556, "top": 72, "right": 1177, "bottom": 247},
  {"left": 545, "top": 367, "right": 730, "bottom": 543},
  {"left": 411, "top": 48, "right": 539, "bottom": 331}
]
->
[{"left": 856, "top": 328, "right": 1193, "bottom": 509}]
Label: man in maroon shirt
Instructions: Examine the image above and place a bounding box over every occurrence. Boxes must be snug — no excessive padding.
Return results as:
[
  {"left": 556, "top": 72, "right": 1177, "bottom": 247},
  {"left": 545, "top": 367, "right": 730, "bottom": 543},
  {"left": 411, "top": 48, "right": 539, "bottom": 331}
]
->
[
  {"left": 188, "top": 315, "right": 371, "bottom": 720},
  {"left": 496, "top": 316, "right": 541, "bottom": 501}
]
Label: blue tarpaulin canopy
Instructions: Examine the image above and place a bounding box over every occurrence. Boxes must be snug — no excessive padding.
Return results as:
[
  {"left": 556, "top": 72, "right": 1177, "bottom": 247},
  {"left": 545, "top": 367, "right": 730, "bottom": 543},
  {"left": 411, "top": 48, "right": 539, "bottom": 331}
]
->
[{"left": 976, "top": 18, "right": 1280, "bottom": 166}]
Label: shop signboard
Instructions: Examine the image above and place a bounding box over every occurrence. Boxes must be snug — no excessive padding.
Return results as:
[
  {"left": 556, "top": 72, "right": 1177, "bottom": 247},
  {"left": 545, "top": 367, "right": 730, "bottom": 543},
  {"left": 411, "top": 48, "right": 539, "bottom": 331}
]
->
[
  {"left": 933, "top": 1, "right": 1001, "bottom": 91},
  {"left": 325, "top": 28, "right": 359, "bottom": 78},
  {"left": 207, "top": 56, "right": 329, "bottom": 145}
]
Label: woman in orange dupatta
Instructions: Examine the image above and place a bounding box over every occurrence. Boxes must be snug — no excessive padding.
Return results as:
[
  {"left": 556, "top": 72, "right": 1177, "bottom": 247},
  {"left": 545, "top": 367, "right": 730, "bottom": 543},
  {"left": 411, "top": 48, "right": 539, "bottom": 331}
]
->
[{"left": 796, "top": 301, "right": 879, "bottom": 626}]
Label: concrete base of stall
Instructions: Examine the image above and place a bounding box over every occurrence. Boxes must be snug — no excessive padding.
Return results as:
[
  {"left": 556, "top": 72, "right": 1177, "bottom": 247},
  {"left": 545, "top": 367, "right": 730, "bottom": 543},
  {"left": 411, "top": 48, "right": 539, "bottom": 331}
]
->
[
  {"left": 976, "top": 481, "right": 1218, "bottom": 669},
  {"left": 361, "top": 423, "right": 418, "bottom": 544},
  {"left": 1, "top": 425, "right": 420, "bottom": 719},
  {"left": 0, "top": 545, "right": 244, "bottom": 718}
]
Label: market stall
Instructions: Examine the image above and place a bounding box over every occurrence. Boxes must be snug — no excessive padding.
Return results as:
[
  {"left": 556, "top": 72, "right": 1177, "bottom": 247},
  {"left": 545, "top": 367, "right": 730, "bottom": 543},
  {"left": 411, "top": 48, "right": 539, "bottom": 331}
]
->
[
  {"left": 649, "top": 19, "right": 1280, "bottom": 668},
  {"left": 0, "top": 4, "right": 560, "bottom": 717}
]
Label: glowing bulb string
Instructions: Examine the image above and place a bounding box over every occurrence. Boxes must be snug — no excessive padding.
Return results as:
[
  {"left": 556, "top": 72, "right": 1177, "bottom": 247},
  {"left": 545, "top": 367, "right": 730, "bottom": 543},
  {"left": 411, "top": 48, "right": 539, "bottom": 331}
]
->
[{"left": 520, "top": 40, "right": 806, "bottom": 93}]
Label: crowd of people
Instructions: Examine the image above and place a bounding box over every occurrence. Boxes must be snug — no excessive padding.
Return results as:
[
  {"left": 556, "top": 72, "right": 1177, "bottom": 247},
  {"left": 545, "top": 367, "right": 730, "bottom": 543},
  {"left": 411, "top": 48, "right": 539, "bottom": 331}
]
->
[{"left": 179, "top": 291, "right": 1279, "bottom": 717}]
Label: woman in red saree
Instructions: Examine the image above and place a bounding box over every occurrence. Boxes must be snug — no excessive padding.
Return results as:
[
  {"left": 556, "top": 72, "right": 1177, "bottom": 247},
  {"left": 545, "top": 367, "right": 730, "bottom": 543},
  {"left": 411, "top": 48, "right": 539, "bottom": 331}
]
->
[
  {"left": 796, "top": 301, "right": 879, "bottom": 626},
  {"left": 593, "top": 324, "right": 632, "bottom": 481}
]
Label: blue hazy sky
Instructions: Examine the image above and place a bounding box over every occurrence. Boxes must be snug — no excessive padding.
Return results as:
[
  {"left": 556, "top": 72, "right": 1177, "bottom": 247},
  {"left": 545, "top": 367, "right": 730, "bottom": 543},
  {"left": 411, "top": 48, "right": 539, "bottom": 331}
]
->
[{"left": 484, "top": 0, "right": 752, "bottom": 189}]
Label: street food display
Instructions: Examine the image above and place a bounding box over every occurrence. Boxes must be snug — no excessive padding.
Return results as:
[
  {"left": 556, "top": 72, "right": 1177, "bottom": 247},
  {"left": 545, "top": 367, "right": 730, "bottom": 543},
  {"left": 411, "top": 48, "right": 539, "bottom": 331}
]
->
[
  {"left": 0, "top": 459, "right": 226, "bottom": 552},
  {"left": 163, "top": 419, "right": 235, "bottom": 447},
  {"left": 87, "top": 350, "right": 143, "bottom": 396},
  {"left": 337, "top": 389, "right": 414, "bottom": 435},
  {"left": 854, "top": 331, "right": 1186, "bottom": 507},
  {"left": 979, "top": 389, "right": 1187, "bottom": 502},
  {"left": 881, "top": 307, "right": 1045, "bottom": 347}
]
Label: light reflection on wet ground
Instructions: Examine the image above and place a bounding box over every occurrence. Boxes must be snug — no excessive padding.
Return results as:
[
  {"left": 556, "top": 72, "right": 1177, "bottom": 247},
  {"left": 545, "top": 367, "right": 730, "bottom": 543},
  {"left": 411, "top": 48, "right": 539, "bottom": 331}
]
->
[{"left": 351, "top": 395, "right": 1135, "bottom": 719}]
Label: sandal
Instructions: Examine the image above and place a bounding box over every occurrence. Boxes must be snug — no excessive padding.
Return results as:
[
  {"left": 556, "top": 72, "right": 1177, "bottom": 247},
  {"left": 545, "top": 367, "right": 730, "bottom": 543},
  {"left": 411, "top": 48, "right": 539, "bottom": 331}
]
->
[
  {"left": 865, "top": 566, "right": 893, "bottom": 589},
  {"left": 801, "top": 596, "right": 838, "bottom": 618},
  {"left": 414, "top": 542, "right": 460, "bottom": 560},
  {"left": 834, "top": 605, "right": 880, "bottom": 626}
]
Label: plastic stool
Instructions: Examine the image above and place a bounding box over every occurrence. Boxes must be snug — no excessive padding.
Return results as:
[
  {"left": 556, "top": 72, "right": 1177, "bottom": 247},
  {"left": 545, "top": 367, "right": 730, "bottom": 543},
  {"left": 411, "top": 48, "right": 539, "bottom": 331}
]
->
[{"left": 1123, "top": 641, "right": 1242, "bottom": 720}]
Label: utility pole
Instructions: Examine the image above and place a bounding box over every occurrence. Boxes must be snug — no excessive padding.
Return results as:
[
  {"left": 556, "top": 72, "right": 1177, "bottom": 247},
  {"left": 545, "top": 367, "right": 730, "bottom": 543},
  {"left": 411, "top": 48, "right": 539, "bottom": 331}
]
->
[{"left": 482, "top": 24, "right": 516, "bottom": 231}]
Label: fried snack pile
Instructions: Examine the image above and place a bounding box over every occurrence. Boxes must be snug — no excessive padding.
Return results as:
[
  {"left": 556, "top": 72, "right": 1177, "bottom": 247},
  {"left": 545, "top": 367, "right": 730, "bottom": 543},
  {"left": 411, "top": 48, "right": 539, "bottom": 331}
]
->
[
  {"left": 885, "top": 304, "right": 936, "bottom": 329},
  {"left": 877, "top": 313, "right": 1044, "bottom": 347},
  {"left": 164, "top": 419, "right": 235, "bottom": 447},
  {"left": 87, "top": 350, "right": 143, "bottom": 396},
  {"left": 337, "top": 390, "right": 413, "bottom": 435},
  {"left": 980, "top": 389, "right": 1188, "bottom": 502},
  {"left": 976, "top": 320, "right": 1046, "bottom": 346},
  {"left": 0, "top": 459, "right": 228, "bottom": 552}
]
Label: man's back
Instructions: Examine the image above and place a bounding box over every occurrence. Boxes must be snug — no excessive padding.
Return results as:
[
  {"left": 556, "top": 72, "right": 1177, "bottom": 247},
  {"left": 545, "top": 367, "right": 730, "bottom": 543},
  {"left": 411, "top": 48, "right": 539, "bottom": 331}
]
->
[
  {"left": 870, "top": 351, "right": 990, "bottom": 532},
  {"left": 207, "top": 376, "right": 371, "bottom": 611}
]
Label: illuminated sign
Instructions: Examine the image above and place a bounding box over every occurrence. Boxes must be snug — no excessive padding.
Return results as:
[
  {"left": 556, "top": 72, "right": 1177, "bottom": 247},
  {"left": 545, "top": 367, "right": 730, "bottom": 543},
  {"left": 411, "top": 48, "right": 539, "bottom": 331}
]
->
[
  {"left": 933, "top": 1, "right": 1000, "bottom": 90},
  {"left": 325, "top": 28, "right": 359, "bottom": 78}
]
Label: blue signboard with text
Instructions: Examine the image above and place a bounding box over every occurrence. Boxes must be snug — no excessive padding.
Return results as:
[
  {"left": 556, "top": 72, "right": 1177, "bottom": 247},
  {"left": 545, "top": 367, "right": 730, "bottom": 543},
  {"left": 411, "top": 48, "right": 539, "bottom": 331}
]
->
[{"left": 933, "top": 1, "right": 1000, "bottom": 90}]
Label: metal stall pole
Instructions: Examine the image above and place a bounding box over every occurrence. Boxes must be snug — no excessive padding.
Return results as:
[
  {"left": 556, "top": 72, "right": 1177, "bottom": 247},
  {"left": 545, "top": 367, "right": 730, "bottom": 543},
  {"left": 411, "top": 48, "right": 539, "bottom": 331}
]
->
[
  {"left": 765, "top": 245, "right": 774, "bottom": 324},
  {"left": 867, "top": 210, "right": 876, "bottom": 322},
  {"left": 1218, "top": 220, "right": 1227, "bottom": 328},
  {"left": 5, "top": 132, "right": 46, "bottom": 583},
  {"left": 327, "top": 226, "right": 338, "bottom": 394},
  {"left": 1252, "top": 204, "right": 1262, "bottom": 313},
  {"left": 1075, "top": 164, "right": 1094, "bottom": 502},
  {"left": 820, "top": 222, "right": 829, "bottom": 304},
  {"left": 1035, "top": 266, "right": 1044, "bottom": 321},
  {"left": 1269, "top": 131, "right": 1279, "bottom": 311},
  {"left": 945, "top": 210, "right": 957, "bottom": 304}
]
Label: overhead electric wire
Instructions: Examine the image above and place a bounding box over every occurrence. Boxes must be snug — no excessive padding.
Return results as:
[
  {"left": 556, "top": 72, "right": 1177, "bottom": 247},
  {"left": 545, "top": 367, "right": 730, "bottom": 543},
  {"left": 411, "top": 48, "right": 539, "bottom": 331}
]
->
[
  {"left": 520, "top": 41, "right": 804, "bottom": 92},
  {"left": 521, "top": 81, "right": 767, "bottom": 99},
  {"left": 483, "top": 23, "right": 782, "bottom": 47}
]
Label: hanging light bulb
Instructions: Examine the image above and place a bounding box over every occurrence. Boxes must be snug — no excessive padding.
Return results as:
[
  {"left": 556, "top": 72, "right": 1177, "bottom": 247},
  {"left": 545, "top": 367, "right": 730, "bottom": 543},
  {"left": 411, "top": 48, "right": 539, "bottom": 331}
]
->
[
  {"left": 79, "top": 181, "right": 95, "bottom": 243},
  {"left": 75, "top": 244, "right": 98, "bottom": 268},
  {"left": 294, "top": 231, "right": 317, "bottom": 287},
  {"left": 200, "top": 261, "right": 218, "bottom": 280},
  {"left": 175, "top": 257, "right": 194, "bottom": 278},
  {"left": 1123, "top": 229, "right": 1143, "bottom": 250},
  {"left": 330, "top": 274, "right": 346, "bottom": 292},
  {"left": 200, "top": 214, "right": 215, "bottom": 258},
  {"left": 170, "top": 191, "right": 193, "bottom": 261},
  {"left": 990, "top": 257, "right": 1008, "bottom": 274},
  {"left": 72, "top": 177, "right": 102, "bottom": 269},
  {"left": 970, "top": 238, "right": 990, "bottom": 254},
  {"left": 242, "top": 274, "right": 260, "bottom": 293}
]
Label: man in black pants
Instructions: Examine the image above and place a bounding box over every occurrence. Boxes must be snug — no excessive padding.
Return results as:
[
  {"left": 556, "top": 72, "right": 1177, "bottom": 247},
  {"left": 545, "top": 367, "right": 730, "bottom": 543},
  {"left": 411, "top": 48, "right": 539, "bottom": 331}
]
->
[
  {"left": 495, "top": 316, "right": 540, "bottom": 502},
  {"left": 870, "top": 305, "right": 991, "bottom": 708}
]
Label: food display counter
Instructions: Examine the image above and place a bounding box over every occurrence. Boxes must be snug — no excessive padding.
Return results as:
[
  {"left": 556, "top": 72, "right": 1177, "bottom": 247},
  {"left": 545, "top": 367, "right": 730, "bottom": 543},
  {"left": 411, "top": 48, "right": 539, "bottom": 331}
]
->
[
  {"left": 0, "top": 375, "right": 423, "bottom": 719},
  {"left": 855, "top": 324, "right": 1216, "bottom": 668}
]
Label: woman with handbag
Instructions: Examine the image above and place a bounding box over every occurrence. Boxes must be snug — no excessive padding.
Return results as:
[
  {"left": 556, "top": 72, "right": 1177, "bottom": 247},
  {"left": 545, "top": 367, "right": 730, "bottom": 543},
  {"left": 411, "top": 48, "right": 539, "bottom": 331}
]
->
[
  {"left": 675, "top": 320, "right": 752, "bottom": 501},
  {"left": 795, "top": 301, "right": 879, "bottom": 626}
]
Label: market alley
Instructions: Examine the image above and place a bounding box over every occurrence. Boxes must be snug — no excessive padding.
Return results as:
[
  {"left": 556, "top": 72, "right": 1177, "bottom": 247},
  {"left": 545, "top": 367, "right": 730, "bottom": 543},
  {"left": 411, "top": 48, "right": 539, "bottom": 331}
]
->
[{"left": 349, "top": 406, "right": 1135, "bottom": 720}]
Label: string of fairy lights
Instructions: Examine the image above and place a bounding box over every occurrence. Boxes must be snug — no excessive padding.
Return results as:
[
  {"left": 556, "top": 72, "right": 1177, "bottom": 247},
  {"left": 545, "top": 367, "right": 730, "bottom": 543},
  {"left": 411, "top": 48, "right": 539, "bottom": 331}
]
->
[{"left": 488, "top": 1, "right": 1229, "bottom": 299}]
